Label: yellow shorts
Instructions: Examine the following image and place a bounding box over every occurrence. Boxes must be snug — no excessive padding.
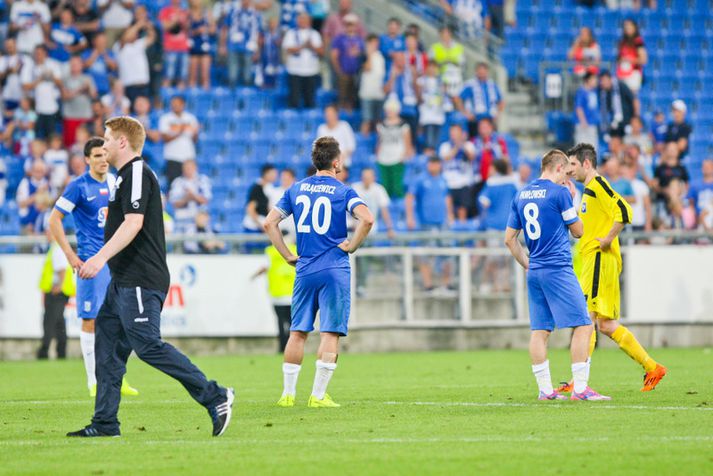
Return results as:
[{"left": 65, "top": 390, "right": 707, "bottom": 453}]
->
[{"left": 578, "top": 250, "right": 621, "bottom": 320}]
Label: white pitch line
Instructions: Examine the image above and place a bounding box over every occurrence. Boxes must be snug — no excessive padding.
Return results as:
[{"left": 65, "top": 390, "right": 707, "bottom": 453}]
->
[
  {"left": 1, "top": 435, "right": 713, "bottom": 447},
  {"left": 384, "top": 401, "right": 713, "bottom": 412}
]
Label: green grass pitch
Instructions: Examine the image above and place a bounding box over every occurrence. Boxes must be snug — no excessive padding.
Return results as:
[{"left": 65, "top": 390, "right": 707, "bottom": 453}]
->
[{"left": 1, "top": 348, "right": 713, "bottom": 475}]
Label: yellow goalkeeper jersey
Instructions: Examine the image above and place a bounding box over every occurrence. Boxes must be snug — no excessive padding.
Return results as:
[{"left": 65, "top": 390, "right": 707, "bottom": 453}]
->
[{"left": 579, "top": 175, "right": 633, "bottom": 261}]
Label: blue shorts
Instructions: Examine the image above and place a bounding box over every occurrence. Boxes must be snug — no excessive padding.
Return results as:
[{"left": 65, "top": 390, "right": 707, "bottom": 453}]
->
[
  {"left": 527, "top": 266, "right": 591, "bottom": 332},
  {"left": 291, "top": 268, "right": 351, "bottom": 336},
  {"left": 76, "top": 264, "right": 111, "bottom": 319}
]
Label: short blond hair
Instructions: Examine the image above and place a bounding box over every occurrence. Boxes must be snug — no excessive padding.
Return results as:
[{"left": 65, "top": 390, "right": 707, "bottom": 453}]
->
[
  {"left": 541, "top": 149, "right": 568, "bottom": 171},
  {"left": 105, "top": 116, "right": 146, "bottom": 153}
]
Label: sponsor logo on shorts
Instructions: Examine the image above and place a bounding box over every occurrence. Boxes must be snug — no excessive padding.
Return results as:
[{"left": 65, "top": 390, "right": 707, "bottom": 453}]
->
[
  {"left": 84, "top": 301, "right": 92, "bottom": 312},
  {"left": 132, "top": 201, "right": 140, "bottom": 209},
  {"left": 134, "top": 317, "right": 149, "bottom": 323}
]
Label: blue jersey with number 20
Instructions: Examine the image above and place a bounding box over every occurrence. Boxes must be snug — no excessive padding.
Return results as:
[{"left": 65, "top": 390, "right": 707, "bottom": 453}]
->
[
  {"left": 506, "top": 178, "right": 578, "bottom": 270},
  {"left": 275, "top": 175, "right": 365, "bottom": 276}
]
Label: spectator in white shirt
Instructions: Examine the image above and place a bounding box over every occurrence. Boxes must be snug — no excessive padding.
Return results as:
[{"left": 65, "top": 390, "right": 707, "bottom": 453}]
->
[
  {"left": 352, "top": 167, "right": 395, "bottom": 237},
  {"left": 97, "top": 0, "right": 135, "bottom": 47},
  {"left": 168, "top": 159, "right": 212, "bottom": 233},
  {"left": 623, "top": 157, "right": 652, "bottom": 232},
  {"left": 438, "top": 123, "right": 476, "bottom": 221},
  {"left": 417, "top": 62, "right": 447, "bottom": 154},
  {"left": 115, "top": 17, "right": 156, "bottom": 104},
  {"left": 282, "top": 12, "right": 324, "bottom": 109},
  {"left": 10, "top": 0, "right": 51, "bottom": 55},
  {"left": 61, "top": 55, "right": 97, "bottom": 147},
  {"left": 16, "top": 158, "right": 50, "bottom": 234},
  {"left": 159, "top": 95, "right": 199, "bottom": 186},
  {"left": 44, "top": 133, "right": 69, "bottom": 191},
  {"left": 358, "top": 33, "right": 385, "bottom": 135},
  {"left": 0, "top": 155, "right": 7, "bottom": 206},
  {"left": 21, "top": 45, "right": 62, "bottom": 140},
  {"left": 0, "top": 38, "right": 29, "bottom": 116},
  {"left": 316, "top": 105, "right": 355, "bottom": 166},
  {"left": 267, "top": 168, "right": 297, "bottom": 236},
  {"left": 100, "top": 78, "right": 131, "bottom": 117}
]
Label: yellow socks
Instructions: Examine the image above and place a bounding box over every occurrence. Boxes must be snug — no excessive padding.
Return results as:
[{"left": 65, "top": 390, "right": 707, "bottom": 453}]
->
[
  {"left": 610, "top": 325, "right": 657, "bottom": 372},
  {"left": 589, "top": 329, "right": 597, "bottom": 358}
]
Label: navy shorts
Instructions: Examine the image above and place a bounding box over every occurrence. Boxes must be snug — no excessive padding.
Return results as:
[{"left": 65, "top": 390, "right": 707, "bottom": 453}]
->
[
  {"left": 76, "top": 264, "right": 111, "bottom": 319},
  {"left": 527, "top": 266, "right": 591, "bottom": 332},
  {"left": 291, "top": 267, "right": 351, "bottom": 336}
]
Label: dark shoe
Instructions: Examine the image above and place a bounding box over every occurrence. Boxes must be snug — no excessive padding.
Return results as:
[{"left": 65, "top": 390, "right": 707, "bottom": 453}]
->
[
  {"left": 66, "top": 425, "right": 120, "bottom": 437},
  {"left": 209, "top": 388, "right": 235, "bottom": 437}
]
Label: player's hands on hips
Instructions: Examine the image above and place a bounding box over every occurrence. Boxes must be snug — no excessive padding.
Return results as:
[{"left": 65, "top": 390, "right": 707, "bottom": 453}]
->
[
  {"left": 286, "top": 255, "right": 299, "bottom": 266},
  {"left": 338, "top": 240, "right": 351, "bottom": 253},
  {"left": 79, "top": 255, "right": 106, "bottom": 279},
  {"left": 595, "top": 237, "right": 612, "bottom": 251}
]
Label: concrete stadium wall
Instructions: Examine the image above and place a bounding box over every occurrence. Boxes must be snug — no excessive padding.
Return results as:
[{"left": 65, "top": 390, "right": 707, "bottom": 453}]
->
[{"left": 2, "top": 323, "right": 713, "bottom": 360}]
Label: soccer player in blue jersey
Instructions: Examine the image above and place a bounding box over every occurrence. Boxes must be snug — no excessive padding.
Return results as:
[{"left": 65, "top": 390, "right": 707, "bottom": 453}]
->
[
  {"left": 48, "top": 137, "right": 138, "bottom": 398},
  {"left": 264, "top": 136, "right": 374, "bottom": 408},
  {"left": 504, "top": 149, "right": 610, "bottom": 401}
]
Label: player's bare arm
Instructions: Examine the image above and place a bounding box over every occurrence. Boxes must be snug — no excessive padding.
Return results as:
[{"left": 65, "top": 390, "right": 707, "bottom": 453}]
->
[
  {"left": 80, "top": 214, "right": 144, "bottom": 279},
  {"left": 48, "top": 208, "right": 83, "bottom": 271},
  {"left": 340, "top": 204, "right": 374, "bottom": 253},
  {"left": 504, "top": 226, "right": 529, "bottom": 270},
  {"left": 596, "top": 221, "right": 625, "bottom": 252},
  {"left": 568, "top": 219, "right": 583, "bottom": 239},
  {"left": 263, "top": 208, "right": 298, "bottom": 266}
]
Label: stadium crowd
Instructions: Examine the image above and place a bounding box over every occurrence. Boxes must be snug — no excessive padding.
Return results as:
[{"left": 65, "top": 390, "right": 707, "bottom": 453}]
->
[
  {"left": 570, "top": 15, "right": 712, "bottom": 234},
  {"left": 0, "top": 0, "right": 710, "bottom": 255}
]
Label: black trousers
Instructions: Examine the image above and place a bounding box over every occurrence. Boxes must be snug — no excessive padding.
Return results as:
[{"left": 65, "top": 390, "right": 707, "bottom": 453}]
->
[
  {"left": 35, "top": 113, "right": 57, "bottom": 140},
  {"left": 38, "top": 292, "right": 69, "bottom": 359},
  {"left": 274, "top": 305, "right": 292, "bottom": 353},
  {"left": 287, "top": 74, "right": 318, "bottom": 109},
  {"left": 165, "top": 160, "right": 184, "bottom": 189},
  {"left": 125, "top": 84, "right": 150, "bottom": 106},
  {"left": 92, "top": 281, "right": 225, "bottom": 434}
]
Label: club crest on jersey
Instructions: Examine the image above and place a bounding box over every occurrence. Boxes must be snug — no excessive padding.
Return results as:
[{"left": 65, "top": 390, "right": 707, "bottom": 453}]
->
[
  {"left": 98, "top": 207, "right": 108, "bottom": 228},
  {"left": 581, "top": 201, "right": 587, "bottom": 213}
]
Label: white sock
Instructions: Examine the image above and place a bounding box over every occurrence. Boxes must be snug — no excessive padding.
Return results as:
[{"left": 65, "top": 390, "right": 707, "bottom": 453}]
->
[
  {"left": 282, "top": 363, "right": 301, "bottom": 397},
  {"left": 311, "top": 360, "right": 337, "bottom": 400},
  {"left": 531, "top": 360, "right": 553, "bottom": 395},
  {"left": 572, "top": 361, "right": 589, "bottom": 394},
  {"left": 79, "top": 331, "right": 96, "bottom": 388}
]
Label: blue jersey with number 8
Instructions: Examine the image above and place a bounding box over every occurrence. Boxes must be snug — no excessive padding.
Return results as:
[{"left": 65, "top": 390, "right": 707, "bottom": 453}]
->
[
  {"left": 506, "top": 178, "right": 579, "bottom": 270},
  {"left": 275, "top": 175, "right": 366, "bottom": 276}
]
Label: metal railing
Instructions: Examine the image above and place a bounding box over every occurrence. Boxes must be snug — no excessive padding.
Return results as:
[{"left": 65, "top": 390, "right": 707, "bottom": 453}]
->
[
  {"left": 0, "top": 229, "right": 710, "bottom": 248},
  {"left": 538, "top": 61, "right": 616, "bottom": 109}
]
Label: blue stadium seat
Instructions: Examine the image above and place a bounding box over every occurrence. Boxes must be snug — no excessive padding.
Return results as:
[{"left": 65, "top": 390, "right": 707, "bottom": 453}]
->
[
  {"left": 506, "top": 31, "right": 527, "bottom": 51},
  {"left": 232, "top": 114, "right": 257, "bottom": 135},
  {"left": 683, "top": 34, "right": 707, "bottom": 51},
  {"left": 688, "top": 14, "right": 709, "bottom": 32},
  {"left": 665, "top": 13, "right": 688, "bottom": 32},
  {"left": 316, "top": 89, "right": 337, "bottom": 108},
  {"left": 500, "top": 49, "right": 518, "bottom": 77},
  {"left": 680, "top": 56, "right": 702, "bottom": 75},
  {"left": 526, "top": 36, "right": 547, "bottom": 52}
]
